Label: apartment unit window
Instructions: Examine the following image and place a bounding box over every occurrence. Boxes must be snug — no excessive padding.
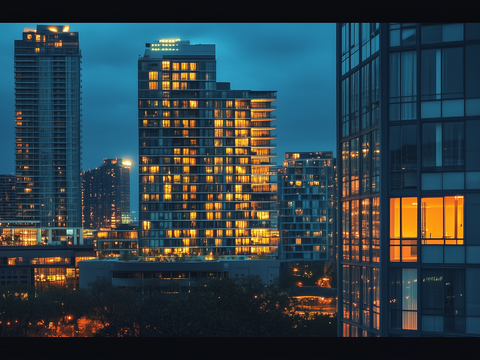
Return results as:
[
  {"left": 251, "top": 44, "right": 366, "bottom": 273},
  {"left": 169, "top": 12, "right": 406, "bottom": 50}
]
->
[
  {"left": 390, "top": 197, "right": 417, "bottom": 262},
  {"left": 342, "top": 201, "right": 350, "bottom": 260},
  {"left": 341, "top": 77, "right": 350, "bottom": 137},
  {"left": 421, "top": 196, "right": 464, "bottom": 245},
  {"left": 350, "top": 138, "right": 359, "bottom": 196},
  {"left": 422, "top": 269, "right": 465, "bottom": 334},
  {"left": 371, "top": 130, "right": 380, "bottom": 193},
  {"left": 361, "top": 23, "right": 379, "bottom": 61},
  {"left": 420, "top": 43, "right": 480, "bottom": 118},
  {"left": 361, "top": 133, "right": 370, "bottom": 193},
  {"left": 390, "top": 196, "right": 464, "bottom": 249},
  {"left": 342, "top": 141, "right": 349, "bottom": 197},
  {"left": 422, "top": 122, "right": 464, "bottom": 171},
  {"left": 361, "top": 64, "right": 370, "bottom": 129},
  {"left": 371, "top": 58, "right": 380, "bottom": 126},
  {"left": 389, "top": 268, "right": 418, "bottom": 330},
  {"left": 361, "top": 198, "right": 370, "bottom": 262},
  {"left": 341, "top": 23, "right": 359, "bottom": 75},
  {"left": 389, "top": 51, "right": 417, "bottom": 120},
  {"left": 390, "top": 125, "right": 417, "bottom": 190}
]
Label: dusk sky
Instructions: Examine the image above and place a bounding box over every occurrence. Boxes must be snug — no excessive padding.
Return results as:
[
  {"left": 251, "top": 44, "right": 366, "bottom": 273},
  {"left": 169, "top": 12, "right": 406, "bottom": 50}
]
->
[{"left": 0, "top": 23, "right": 337, "bottom": 214}]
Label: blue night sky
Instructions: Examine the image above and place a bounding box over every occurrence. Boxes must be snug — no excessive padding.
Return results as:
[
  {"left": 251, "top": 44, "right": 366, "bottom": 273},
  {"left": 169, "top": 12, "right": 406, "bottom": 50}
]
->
[{"left": 0, "top": 23, "right": 337, "bottom": 214}]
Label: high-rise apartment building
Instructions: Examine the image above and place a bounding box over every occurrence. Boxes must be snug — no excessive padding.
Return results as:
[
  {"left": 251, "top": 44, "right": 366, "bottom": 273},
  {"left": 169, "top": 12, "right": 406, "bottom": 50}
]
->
[
  {"left": 138, "top": 39, "right": 277, "bottom": 257},
  {"left": 337, "top": 23, "right": 480, "bottom": 336},
  {"left": 14, "top": 25, "right": 82, "bottom": 244},
  {"left": 82, "top": 158, "right": 131, "bottom": 230},
  {"left": 277, "top": 152, "right": 336, "bottom": 261}
]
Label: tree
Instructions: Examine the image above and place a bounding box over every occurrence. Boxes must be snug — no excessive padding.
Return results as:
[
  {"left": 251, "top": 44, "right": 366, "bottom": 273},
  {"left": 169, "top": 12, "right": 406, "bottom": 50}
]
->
[
  {"left": 0, "top": 284, "right": 44, "bottom": 337},
  {"left": 87, "top": 278, "right": 139, "bottom": 337},
  {"left": 37, "top": 285, "right": 94, "bottom": 336}
]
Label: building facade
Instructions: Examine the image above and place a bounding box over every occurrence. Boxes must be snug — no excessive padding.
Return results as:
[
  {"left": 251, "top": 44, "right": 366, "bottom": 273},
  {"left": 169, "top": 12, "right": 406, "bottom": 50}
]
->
[
  {"left": 337, "top": 23, "right": 480, "bottom": 337},
  {"left": 138, "top": 39, "right": 277, "bottom": 257},
  {"left": 79, "top": 258, "right": 280, "bottom": 290},
  {"left": 82, "top": 158, "right": 131, "bottom": 230},
  {"left": 277, "top": 152, "right": 336, "bottom": 261},
  {"left": 0, "top": 245, "right": 95, "bottom": 291},
  {"left": 14, "top": 25, "right": 83, "bottom": 245},
  {"left": 94, "top": 225, "right": 138, "bottom": 257}
]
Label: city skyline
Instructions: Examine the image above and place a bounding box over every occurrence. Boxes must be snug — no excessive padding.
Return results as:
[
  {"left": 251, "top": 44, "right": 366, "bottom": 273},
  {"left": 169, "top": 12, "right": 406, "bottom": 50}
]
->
[{"left": 0, "top": 23, "right": 337, "bottom": 214}]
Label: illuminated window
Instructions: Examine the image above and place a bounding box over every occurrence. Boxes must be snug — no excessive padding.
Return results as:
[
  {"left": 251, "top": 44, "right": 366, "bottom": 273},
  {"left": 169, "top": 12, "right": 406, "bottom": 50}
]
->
[
  {"left": 189, "top": 72, "right": 196, "bottom": 80},
  {"left": 172, "top": 62, "right": 180, "bottom": 71},
  {"left": 149, "top": 71, "right": 158, "bottom": 80},
  {"left": 162, "top": 61, "right": 170, "bottom": 70},
  {"left": 162, "top": 81, "right": 170, "bottom": 90},
  {"left": 190, "top": 63, "right": 197, "bottom": 70},
  {"left": 421, "top": 196, "right": 464, "bottom": 245},
  {"left": 149, "top": 82, "right": 158, "bottom": 90},
  {"left": 390, "top": 197, "right": 417, "bottom": 262}
]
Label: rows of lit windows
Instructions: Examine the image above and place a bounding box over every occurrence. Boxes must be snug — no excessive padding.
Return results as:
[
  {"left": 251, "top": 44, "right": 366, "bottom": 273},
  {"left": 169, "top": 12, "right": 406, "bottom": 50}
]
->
[{"left": 342, "top": 198, "right": 380, "bottom": 263}]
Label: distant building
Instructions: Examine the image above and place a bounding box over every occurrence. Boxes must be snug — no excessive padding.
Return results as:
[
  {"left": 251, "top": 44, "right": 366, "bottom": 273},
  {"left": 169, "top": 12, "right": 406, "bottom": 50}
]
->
[
  {"left": 94, "top": 224, "right": 138, "bottom": 257},
  {"left": 138, "top": 39, "right": 277, "bottom": 257},
  {"left": 0, "top": 244, "right": 95, "bottom": 291},
  {"left": 0, "top": 25, "right": 91, "bottom": 292},
  {"left": 0, "top": 175, "right": 16, "bottom": 221},
  {"left": 14, "top": 25, "right": 83, "bottom": 245},
  {"left": 79, "top": 257, "right": 280, "bottom": 289},
  {"left": 277, "top": 152, "right": 336, "bottom": 262},
  {"left": 82, "top": 158, "right": 131, "bottom": 230}
]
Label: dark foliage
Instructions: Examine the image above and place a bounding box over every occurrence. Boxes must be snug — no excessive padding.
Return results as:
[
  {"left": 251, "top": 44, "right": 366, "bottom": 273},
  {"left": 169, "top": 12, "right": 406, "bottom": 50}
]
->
[{"left": 0, "top": 276, "right": 337, "bottom": 337}]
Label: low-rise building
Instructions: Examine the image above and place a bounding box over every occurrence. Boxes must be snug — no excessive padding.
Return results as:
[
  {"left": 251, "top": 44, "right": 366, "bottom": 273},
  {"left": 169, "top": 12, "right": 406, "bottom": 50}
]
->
[{"left": 79, "top": 257, "right": 280, "bottom": 289}]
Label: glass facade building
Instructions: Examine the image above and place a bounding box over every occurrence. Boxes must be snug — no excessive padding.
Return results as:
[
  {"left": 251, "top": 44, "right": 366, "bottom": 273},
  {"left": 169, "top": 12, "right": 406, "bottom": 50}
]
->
[
  {"left": 82, "top": 158, "right": 131, "bottom": 230},
  {"left": 14, "top": 25, "right": 83, "bottom": 245},
  {"left": 277, "top": 152, "right": 336, "bottom": 261},
  {"left": 337, "top": 23, "right": 480, "bottom": 336},
  {"left": 138, "top": 39, "right": 277, "bottom": 257}
]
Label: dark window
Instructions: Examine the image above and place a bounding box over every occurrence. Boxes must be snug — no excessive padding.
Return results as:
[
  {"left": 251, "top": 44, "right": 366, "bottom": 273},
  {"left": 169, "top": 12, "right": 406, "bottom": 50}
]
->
[
  {"left": 422, "top": 269, "right": 465, "bottom": 334},
  {"left": 361, "top": 64, "right": 370, "bottom": 129},
  {"left": 422, "top": 122, "right": 464, "bottom": 171},
  {"left": 389, "top": 51, "right": 417, "bottom": 120},
  {"left": 421, "top": 48, "right": 464, "bottom": 101},
  {"left": 390, "top": 125, "right": 417, "bottom": 190},
  {"left": 465, "top": 44, "right": 480, "bottom": 99}
]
